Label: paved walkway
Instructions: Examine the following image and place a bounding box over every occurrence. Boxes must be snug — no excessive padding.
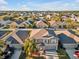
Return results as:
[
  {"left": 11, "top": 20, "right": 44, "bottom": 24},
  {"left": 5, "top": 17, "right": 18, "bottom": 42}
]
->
[
  {"left": 66, "top": 49, "right": 76, "bottom": 59},
  {"left": 45, "top": 51, "right": 59, "bottom": 59},
  {"left": 10, "top": 50, "right": 22, "bottom": 59}
]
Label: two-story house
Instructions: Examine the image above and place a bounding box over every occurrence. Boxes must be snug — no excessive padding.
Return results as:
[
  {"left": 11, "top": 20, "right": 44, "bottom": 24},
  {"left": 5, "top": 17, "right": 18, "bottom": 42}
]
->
[{"left": 30, "top": 29, "right": 58, "bottom": 52}]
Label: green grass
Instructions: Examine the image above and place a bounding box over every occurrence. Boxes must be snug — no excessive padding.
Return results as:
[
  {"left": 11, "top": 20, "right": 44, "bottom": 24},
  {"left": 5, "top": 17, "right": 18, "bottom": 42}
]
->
[
  {"left": 57, "top": 48, "right": 70, "bottom": 59},
  {"left": 19, "top": 52, "right": 26, "bottom": 59},
  {"left": 19, "top": 52, "right": 45, "bottom": 59},
  {"left": 32, "top": 56, "right": 45, "bottom": 59}
]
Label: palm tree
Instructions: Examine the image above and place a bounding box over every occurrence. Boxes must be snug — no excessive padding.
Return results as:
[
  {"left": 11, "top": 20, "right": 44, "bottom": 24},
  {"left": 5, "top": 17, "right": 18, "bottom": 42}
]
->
[{"left": 24, "top": 39, "right": 38, "bottom": 59}]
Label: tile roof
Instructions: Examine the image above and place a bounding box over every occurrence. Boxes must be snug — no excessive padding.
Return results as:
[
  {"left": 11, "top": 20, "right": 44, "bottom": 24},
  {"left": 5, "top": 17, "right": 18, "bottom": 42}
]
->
[
  {"left": 30, "top": 29, "right": 57, "bottom": 40},
  {"left": 48, "top": 20, "right": 56, "bottom": 25},
  {"left": 35, "top": 20, "right": 48, "bottom": 27},
  {"left": 30, "top": 29, "right": 48, "bottom": 39}
]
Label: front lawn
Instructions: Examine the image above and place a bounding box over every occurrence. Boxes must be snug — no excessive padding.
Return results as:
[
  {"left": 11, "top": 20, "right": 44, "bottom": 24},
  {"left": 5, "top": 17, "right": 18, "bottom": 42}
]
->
[
  {"left": 19, "top": 52, "right": 45, "bottom": 59},
  {"left": 57, "top": 48, "right": 70, "bottom": 59},
  {"left": 19, "top": 52, "right": 26, "bottom": 59},
  {"left": 32, "top": 56, "right": 45, "bottom": 59}
]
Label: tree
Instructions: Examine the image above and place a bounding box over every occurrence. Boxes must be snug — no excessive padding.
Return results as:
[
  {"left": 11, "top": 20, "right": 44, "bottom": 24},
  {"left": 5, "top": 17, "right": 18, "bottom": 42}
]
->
[
  {"left": 3, "top": 16, "right": 10, "bottom": 21},
  {"left": 24, "top": 39, "right": 37, "bottom": 59},
  {"left": 65, "top": 18, "right": 76, "bottom": 29},
  {"left": 53, "top": 15, "right": 61, "bottom": 22},
  {"left": 24, "top": 17, "right": 28, "bottom": 20},
  {"left": 3, "top": 16, "right": 14, "bottom": 21},
  {"left": 0, "top": 40, "right": 5, "bottom": 57}
]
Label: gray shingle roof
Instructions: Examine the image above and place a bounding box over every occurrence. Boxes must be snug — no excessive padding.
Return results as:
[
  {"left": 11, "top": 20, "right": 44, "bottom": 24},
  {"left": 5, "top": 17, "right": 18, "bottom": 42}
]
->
[
  {"left": 6, "top": 36, "right": 19, "bottom": 44},
  {"left": 16, "top": 30, "right": 30, "bottom": 42},
  {"left": 58, "top": 33, "right": 76, "bottom": 44}
]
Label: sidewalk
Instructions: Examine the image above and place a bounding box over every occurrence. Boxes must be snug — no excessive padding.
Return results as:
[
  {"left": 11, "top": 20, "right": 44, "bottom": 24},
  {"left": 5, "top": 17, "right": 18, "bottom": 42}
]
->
[
  {"left": 10, "top": 50, "right": 22, "bottom": 59},
  {"left": 45, "top": 51, "right": 59, "bottom": 59}
]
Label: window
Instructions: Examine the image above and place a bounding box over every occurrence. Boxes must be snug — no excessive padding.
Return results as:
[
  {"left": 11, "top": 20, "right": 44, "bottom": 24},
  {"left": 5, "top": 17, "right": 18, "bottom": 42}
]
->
[
  {"left": 48, "top": 40, "right": 51, "bottom": 44},
  {"left": 51, "top": 40, "right": 56, "bottom": 44}
]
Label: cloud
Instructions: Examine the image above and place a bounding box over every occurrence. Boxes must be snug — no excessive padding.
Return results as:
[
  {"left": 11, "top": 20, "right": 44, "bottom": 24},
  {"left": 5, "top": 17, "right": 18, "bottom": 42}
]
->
[
  {"left": 0, "top": 0, "right": 7, "bottom": 5},
  {"left": 75, "top": 0, "right": 79, "bottom": 2},
  {"left": 0, "top": 0, "right": 79, "bottom": 11},
  {"left": 27, "top": 0, "right": 79, "bottom": 11},
  {"left": 0, "top": 0, "right": 8, "bottom": 10},
  {"left": 18, "top": 5, "right": 30, "bottom": 11},
  {"left": 5, "top": 5, "right": 31, "bottom": 11}
]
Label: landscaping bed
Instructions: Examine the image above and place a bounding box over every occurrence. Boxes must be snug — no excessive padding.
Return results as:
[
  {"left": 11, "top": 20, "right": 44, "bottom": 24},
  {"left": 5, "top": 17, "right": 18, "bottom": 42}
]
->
[
  {"left": 32, "top": 56, "right": 45, "bottom": 59},
  {"left": 19, "top": 52, "right": 45, "bottom": 59},
  {"left": 57, "top": 48, "right": 70, "bottom": 59},
  {"left": 19, "top": 52, "right": 26, "bottom": 59}
]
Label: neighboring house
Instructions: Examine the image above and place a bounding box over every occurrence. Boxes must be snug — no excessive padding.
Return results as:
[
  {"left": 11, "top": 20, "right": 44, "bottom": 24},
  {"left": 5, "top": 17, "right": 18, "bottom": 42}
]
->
[
  {"left": 25, "top": 20, "right": 34, "bottom": 25},
  {"left": 0, "top": 20, "right": 12, "bottom": 29},
  {"left": 4, "top": 30, "right": 30, "bottom": 44},
  {"left": 18, "top": 22, "right": 26, "bottom": 28},
  {"left": 76, "top": 17, "right": 79, "bottom": 22},
  {"left": 35, "top": 20, "right": 48, "bottom": 28},
  {"left": 58, "top": 33, "right": 77, "bottom": 49},
  {"left": 15, "top": 20, "right": 26, "bottom": 28},
  {"left": 0, "top": 20, "right": 11, "bottom": 27},
  {"left": 0, "top": 23, "right": 4, "bottom": 28},
  {"left": 48, "top": 20, "right": 67, "bottom": 28},
  {"left": 6, "top": 36, "right": 22, "bottom": 49},
  {"left": 46, "top": 14, "right": 51, "bottom": 19},
  {"left": 18, "top": 20, "right": 34, "bottom": 28},
  {"left": 0, "top": 31, "right": 8, "bottom": 39},
  {"left": 30, "top": 29, "right": 58, "bottom": 51},
  {"left": 57, "top": 21, "right": 67, "bottom": 29},
  {"left": 71, "top": 17, "right": 76, "bottom": 22},
  {"left": 9, "top": 20, "right": 34, "bottom": 29},
  {"left": 77, "top": 27, "right": 79, "bottom": 30},
  {"left": 9, "top": 21, "right": 18, "bottom": 29},
  {"left": 6, "top": 36, "right": 19, "bottom": 44},
  {"left": 15, "top": 20, "right": 23, "bottom": 25},
  {"left": 16, "top": 30, "right": 30, "bottom": 42},
  {"left": 38, "top": 17, "right": 45, "bottom": 20},
  {"left": 48, "top": 20, "right": 57, "bottom": 28}
]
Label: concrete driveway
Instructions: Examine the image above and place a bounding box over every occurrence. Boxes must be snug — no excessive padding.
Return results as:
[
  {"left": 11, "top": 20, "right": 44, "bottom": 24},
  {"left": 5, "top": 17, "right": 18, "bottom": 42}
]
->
[{"left": 66, "top": 49, "right": 76, "bottom": 59}]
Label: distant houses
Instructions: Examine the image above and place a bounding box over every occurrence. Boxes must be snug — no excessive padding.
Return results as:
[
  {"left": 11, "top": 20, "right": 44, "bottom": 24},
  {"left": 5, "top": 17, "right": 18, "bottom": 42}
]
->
[
  {"left": 9, "top": 21, "right": 18, "bottom": 29},
  {"left": 0, "top": 11, "right": 79, "bottom": 29},
  {"left": 48, "top": 20, "right": 58, "bottom": 28},
  {"left": 0, "top": 12, "right": 79, "bottom": 29},
  {"left": 7, "top": 20, "right": 34, "bottom": 29},
  {"left": 0, "top": 20, "right": 11, "bottom": 28},
  {"left": 35, "top": 20, "right": 48, "bottom": 28}
]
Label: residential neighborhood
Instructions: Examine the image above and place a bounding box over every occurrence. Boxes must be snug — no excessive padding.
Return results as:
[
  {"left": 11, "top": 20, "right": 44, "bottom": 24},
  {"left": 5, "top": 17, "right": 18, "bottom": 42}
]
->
[
  {"left": 0, "top": 11, "right": 79, "bottom": 59},
  {"left": 0, "top": 11, "right": 79, "bottom": 29},
  {"left": 1, "top": 0, "right": 79, "bottom": 58}
]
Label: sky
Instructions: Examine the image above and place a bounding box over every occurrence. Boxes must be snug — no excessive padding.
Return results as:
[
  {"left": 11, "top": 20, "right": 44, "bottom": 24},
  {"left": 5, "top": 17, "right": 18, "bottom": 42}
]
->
[{"left": 0, "top": 0, "right": 79, "bottom": 11}]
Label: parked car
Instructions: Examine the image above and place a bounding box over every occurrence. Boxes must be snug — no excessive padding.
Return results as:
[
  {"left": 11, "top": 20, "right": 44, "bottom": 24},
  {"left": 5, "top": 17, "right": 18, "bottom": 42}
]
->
[
  {"left": 74, "top": 50, "right": 79, "bottom": 58},
  {"left": 2, "top": 45, "right": 14, "bottom": 59}
]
